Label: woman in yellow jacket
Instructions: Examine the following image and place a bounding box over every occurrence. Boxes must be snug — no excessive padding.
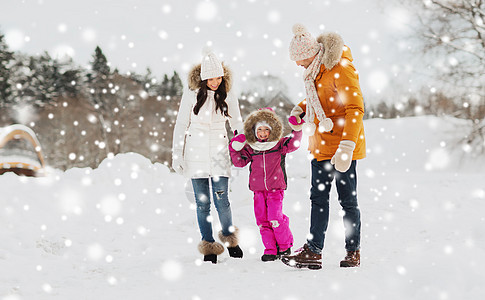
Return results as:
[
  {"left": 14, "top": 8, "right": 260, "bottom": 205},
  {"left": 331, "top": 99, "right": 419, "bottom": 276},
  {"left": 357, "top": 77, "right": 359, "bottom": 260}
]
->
[{"left": 281, "top": 24, "right": 366, "bottom": 270}]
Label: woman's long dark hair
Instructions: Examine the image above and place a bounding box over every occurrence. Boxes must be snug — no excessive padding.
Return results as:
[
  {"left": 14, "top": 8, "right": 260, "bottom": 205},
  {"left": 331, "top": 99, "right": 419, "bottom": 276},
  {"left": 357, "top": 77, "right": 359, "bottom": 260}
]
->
[{"left": 193, "top": 78, "right": 230, "bottom": 117}]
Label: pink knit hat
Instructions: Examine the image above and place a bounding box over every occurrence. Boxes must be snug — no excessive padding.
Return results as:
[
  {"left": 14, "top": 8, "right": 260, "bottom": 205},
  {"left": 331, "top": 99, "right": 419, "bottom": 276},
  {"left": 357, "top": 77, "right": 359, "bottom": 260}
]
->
[{"left": 289, "top": 24, "right": 320, "bottom": 61}]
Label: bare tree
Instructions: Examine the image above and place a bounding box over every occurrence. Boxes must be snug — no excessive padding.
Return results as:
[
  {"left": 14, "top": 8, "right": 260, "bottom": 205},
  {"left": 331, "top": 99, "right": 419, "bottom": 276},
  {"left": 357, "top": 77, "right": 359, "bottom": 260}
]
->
[
  {"left": 396, "top": 0, "right": 485, "bottom": 152},
  {"left": 240, "top": 74, "right": 289, "bottom": 105}
]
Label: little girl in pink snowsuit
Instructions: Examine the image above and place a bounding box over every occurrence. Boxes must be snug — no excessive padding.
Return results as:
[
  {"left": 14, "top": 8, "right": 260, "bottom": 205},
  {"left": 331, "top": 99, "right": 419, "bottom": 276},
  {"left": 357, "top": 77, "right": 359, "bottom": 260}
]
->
[{"left": 229, "top": 107, "right": 304, "bottom": 261}]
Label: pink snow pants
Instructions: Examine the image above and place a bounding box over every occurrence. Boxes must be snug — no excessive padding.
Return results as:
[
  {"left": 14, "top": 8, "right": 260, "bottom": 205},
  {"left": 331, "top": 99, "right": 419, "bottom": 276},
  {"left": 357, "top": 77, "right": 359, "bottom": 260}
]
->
[{"left": 253, "top": 190, "right": 293, "bottom": 255}]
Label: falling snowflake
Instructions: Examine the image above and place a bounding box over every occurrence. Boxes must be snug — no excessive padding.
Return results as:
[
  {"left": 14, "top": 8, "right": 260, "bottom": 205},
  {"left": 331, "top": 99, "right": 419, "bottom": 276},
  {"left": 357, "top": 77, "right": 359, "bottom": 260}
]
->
[{"left": 160, "top": 260, "right": 183, "bottom": 281}]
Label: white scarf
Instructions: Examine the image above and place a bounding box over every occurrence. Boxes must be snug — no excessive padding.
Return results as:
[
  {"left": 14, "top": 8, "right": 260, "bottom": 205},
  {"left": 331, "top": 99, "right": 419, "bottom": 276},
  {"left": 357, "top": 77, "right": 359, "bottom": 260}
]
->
[{"left": 302, "top": 44, "right": 333, "bottom": 135}]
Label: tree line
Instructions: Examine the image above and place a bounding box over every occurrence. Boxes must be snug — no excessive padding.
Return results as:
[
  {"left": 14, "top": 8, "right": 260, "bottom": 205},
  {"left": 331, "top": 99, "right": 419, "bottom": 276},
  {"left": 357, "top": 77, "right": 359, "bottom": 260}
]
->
[{"left": 1, "top": 33, "right": 183, "bottom": 170}]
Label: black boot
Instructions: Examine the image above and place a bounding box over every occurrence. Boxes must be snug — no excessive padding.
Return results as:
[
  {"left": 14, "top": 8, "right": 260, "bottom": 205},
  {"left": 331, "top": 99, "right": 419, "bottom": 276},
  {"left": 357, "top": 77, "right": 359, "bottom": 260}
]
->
[
  {"left": 219, "top": 228, "right": 243, "bottom": 258},
  {"left": 261, "top": 254, "right": 278, "bottom": 262},
  {"left": 228, "top": 245, "right": 243, "bottom": 258},
  {"left": 198, "top": 241, "right": 224, "bottom": 264},
  {"left": 277, "top": 248, "right": 291, "bottom": 257},
  {"left": 204, "top": 254, "right": 217, "bottom": 264}
]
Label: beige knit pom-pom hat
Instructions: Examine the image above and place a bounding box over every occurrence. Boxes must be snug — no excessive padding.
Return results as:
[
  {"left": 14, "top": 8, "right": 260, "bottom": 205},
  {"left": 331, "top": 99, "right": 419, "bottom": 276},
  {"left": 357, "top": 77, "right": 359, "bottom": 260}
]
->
[{"left": 289, "top": 24, "right": 320, "bottom": 61}]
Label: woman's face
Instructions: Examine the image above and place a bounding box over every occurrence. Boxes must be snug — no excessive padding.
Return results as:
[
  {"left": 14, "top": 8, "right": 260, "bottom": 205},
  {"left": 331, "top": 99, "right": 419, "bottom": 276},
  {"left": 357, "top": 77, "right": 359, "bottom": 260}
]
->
[{"left": 206, "top": 77, "right": 223, "bottom": 91}]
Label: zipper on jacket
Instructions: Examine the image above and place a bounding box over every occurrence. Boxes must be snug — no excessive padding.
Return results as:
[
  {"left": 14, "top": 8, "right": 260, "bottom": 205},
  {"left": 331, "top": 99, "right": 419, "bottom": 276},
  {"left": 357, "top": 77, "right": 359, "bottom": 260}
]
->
[{"left": 263, "top": 152, "right": 268, "bottom": 191}]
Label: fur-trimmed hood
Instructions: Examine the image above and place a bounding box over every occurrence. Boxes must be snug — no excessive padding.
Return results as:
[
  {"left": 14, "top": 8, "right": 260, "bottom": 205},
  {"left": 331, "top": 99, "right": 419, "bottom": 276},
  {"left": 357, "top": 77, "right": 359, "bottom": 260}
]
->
[
  {"left": 243, "top": 108, "right": 283, "bottom": 148},
  {"left": 316, "top": 32, "right": 349, "bottom": 71},
  {"left": 187, "top": 63, "right": 233, "bottom": 92}
]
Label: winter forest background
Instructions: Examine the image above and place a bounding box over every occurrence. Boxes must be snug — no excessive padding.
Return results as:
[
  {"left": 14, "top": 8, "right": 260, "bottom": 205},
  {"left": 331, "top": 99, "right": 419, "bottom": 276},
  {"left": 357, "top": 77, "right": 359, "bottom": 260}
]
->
[
  {"left": 1, "top": 1, "right": 485, "bottom": 299},
  {"left": 1, "top": 0, "right": 484, "bottom": 171}
]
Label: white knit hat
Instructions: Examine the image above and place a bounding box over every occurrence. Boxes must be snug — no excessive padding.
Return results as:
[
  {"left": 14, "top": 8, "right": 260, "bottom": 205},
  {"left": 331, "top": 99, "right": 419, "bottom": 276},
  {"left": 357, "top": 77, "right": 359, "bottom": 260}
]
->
[
  {"left": 289, "top": 24, "right": 320, "bottom": 61},
  {"left": 200, "top": 47, "right": 224, "bottom": 80}
]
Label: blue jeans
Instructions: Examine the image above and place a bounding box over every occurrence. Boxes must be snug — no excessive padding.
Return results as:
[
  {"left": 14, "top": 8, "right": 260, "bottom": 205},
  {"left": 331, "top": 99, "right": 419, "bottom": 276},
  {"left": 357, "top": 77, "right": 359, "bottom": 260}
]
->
[
  {"left": 307, "top": 159, "right": 361, "bottom": 254},
  {"left": 191, "top": 176, "right": 233, "bottom": 243}
]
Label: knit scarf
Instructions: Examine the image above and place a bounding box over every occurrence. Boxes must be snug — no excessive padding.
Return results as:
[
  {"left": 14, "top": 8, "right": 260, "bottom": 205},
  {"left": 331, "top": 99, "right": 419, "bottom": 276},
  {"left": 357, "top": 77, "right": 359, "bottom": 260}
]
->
[{"left": 303, "top": 43, "right": 333, "bottom": 135}]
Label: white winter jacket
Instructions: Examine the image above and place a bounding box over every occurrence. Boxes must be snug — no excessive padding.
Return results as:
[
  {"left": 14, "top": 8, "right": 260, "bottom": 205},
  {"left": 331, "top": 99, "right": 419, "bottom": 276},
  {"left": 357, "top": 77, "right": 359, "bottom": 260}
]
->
[{"left": 172, "top": 64, "right": 242, "bottom": 178}]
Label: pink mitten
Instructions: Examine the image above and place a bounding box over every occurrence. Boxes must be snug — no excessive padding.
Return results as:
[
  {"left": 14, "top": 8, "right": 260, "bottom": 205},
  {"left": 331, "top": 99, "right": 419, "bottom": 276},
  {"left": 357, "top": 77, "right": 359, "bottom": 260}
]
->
[
  {"left": 229, "top": 132, "right": 246, "bottom": 152},
  {"left": 288, "top": 115, "right": 305, "bottom": 131}
]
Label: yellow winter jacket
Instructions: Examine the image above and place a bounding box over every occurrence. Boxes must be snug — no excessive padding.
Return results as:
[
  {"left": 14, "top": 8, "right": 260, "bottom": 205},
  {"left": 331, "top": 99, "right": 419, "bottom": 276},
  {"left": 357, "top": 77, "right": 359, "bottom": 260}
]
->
[{"left": 297, "top": 34, "right": 366, "bottom": 161}]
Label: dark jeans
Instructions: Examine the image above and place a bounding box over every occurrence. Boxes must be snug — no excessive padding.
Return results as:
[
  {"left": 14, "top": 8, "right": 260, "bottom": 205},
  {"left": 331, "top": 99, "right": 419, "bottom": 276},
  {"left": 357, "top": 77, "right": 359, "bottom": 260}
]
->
[
  {"left": 191, "top": 176, "right": 233, "bottom": 243},
  {"left": 307, "top": 159, "right": 361, "bottom": 254}
]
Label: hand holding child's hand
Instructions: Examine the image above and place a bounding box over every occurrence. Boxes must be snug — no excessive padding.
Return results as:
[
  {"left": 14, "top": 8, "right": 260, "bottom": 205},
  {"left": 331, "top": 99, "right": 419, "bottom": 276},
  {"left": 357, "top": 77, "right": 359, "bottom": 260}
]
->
[
  {"left": 229, "top": 131, "right": 246, "bottom": 152},
  {"left": 288, "top": 109, "right": 305, "bottom": 131}
]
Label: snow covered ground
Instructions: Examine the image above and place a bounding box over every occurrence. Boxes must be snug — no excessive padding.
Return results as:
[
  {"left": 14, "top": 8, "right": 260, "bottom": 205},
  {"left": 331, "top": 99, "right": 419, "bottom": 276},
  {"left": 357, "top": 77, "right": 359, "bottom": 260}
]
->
[{"left": 1, "top": 116, "right": 484, "bottom": 300}]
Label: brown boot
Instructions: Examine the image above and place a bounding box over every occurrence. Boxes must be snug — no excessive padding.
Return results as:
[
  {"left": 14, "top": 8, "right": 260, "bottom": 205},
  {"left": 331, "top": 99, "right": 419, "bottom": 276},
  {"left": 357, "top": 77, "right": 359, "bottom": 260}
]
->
[
  {"left": 340, "top": 250, "right": 360, "bottom": 267},
  {"left": 281, "top": 244, "right": 322, "bottom": 270}
]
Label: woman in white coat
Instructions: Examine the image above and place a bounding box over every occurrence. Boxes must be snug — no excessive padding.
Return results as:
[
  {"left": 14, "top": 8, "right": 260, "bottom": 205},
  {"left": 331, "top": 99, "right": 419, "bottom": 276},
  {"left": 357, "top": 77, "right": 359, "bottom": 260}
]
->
[{"left": 172, "top": 49, "right": 244, "bottom": 264}]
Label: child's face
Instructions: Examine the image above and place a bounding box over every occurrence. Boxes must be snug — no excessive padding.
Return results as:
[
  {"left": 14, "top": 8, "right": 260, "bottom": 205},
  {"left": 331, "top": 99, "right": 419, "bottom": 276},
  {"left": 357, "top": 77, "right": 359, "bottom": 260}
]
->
[{"left": 256, "top": 126, "right": 271, "bottom": 140}]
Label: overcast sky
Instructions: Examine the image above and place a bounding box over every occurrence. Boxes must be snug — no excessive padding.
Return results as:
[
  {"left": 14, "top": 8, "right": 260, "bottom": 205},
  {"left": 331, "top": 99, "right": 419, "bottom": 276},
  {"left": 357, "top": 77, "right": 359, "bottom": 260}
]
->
[{"left": 1, "top": 0, "right": 411, "bottom": 104}]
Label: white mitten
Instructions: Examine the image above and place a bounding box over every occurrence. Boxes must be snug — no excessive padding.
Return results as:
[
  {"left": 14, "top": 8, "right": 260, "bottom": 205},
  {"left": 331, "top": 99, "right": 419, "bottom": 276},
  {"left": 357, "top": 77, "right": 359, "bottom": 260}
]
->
[
  {"left": 330, "top": 140, "right": 356, "bottom": 172},
  {"left": 290, "top": 105, "right": 304, "bottom": 119},
  {"left": 172, "top": 151, "right": 185, "bottom": 175}
]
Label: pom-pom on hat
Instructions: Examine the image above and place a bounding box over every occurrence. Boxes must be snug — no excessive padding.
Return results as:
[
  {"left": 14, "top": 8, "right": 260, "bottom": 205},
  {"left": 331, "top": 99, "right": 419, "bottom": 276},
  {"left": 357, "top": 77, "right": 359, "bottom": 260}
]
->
[
  {"left": 200, "top": 47, "right": 224, "bottom": 80},
  {"left": 289, "top": 24, "right": 320, "bottom": 61}
]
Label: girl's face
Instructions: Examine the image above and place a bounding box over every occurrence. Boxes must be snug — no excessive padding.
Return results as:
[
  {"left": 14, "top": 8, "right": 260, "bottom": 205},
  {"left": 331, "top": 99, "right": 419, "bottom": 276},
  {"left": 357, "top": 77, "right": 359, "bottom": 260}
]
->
[
  {"left": 256, "top": 126, "right": 271, "bottom": 140},
  {"left": 206, "top": 77, "right": 223, "bottom": 91}
]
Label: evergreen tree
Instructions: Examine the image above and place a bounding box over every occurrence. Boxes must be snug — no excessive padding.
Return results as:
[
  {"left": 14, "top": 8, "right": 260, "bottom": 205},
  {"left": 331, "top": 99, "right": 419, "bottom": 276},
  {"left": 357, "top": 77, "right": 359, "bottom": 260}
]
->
[
  {"left": 86, "top": 46, "right": 115, "bottom": 155},
  {"left": 91, "top": 46, "right": 110, "bottom": 78},
  {"left": 50, "top": 55, "right": 82, "bottom": 98},
  {"left": 142, "top": 67, "right": 159, "bottom": 96},
  {"left": 169, "top": 71, "right": 183, "bottom": 96},
  {"left": 12, "top": 52, "right": 60, "bottom": 107},
  {"left": 0, "top": 33, "right": 14, "bottom": 105},
  {"left": 86, "top": 46, "right": 113, "bottom": 110},
  {"left": 30, "top": 52, "right": 59, "bottom": 106},
  {"left": 58, "top": 68, "right": 81, "bottom": 97},
  {"left": 158, "top": 74, "right": 170, "bottom": 96}
]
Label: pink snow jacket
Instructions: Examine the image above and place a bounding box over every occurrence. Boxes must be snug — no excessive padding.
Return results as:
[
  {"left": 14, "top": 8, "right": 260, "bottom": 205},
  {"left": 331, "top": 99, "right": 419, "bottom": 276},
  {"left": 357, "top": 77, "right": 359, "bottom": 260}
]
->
[{"left": 230, "top": 108, "right": 302, "bottom": 191}]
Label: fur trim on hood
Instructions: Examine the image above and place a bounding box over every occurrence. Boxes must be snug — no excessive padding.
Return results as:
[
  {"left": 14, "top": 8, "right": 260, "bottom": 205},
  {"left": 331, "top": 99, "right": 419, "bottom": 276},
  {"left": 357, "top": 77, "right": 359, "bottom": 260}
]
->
[
  {"left": 316, "top": 32, "right": 345, "bottom": 71},
  {"left": 187, "top": 63, "right": 233, "bottom": 92},
  {"left": 243, "top": 108, "right": 283, "bottom": 146}
]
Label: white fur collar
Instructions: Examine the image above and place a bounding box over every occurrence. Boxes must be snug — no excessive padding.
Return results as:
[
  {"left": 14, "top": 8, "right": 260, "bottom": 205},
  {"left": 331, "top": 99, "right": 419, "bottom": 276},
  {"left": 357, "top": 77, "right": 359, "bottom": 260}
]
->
[
  {"left": 248, "top": 141, "right": 278, "bottom": 152},
  {"left": 316, "top": 32, "right": 345, "bottom": 71}
]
